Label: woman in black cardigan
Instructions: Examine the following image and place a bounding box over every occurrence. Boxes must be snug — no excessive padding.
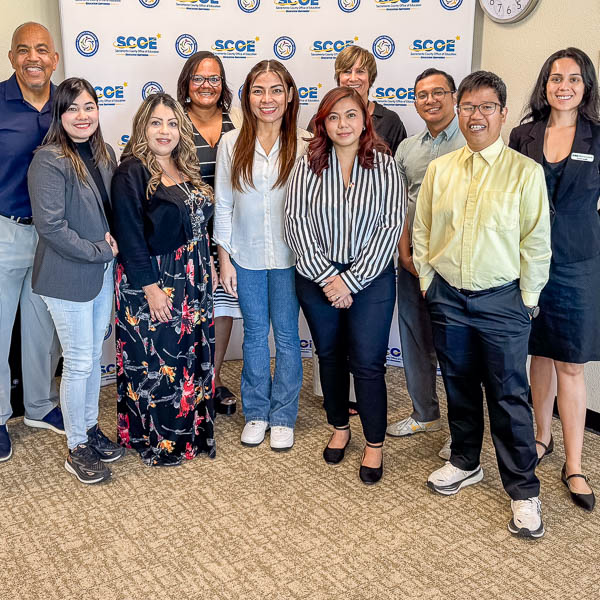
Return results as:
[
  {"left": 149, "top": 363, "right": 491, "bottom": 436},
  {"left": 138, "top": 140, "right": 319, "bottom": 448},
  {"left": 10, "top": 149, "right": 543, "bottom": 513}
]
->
[
  {"left": 509, "top": 47, "right": 600, "bottom": 511},
  {"left": 112, "top": 93, "right": 216, "bottom": 466}
]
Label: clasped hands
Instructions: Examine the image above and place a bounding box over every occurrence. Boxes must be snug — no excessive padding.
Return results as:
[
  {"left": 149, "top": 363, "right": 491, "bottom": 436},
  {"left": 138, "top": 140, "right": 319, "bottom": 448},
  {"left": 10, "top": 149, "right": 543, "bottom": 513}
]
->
[{"left": 323, "top": 274, "right": 352, "bottom": 309}]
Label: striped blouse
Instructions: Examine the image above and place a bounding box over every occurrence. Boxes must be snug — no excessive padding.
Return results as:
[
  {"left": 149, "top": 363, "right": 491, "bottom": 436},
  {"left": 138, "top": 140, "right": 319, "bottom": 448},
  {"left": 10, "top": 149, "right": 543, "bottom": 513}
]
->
[{"left": 284, "top": 148, "right": 406, "bottom": 293}]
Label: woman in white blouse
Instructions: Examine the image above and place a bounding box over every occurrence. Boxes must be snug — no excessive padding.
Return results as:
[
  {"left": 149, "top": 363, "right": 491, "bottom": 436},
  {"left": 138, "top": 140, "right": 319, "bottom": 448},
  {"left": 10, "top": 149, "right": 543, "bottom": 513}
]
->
[
  {"left": 285, "top": 86, "right": 405, "bottom": 484},
  {"left": 214, "top": 60, "right": 309, "bottom": 451}
]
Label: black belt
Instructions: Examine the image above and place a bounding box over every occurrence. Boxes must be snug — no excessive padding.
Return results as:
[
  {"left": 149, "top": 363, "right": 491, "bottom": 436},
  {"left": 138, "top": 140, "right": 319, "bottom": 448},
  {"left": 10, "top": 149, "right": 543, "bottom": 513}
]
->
[
  {"left": 0, "top": 213, "right": 33, "bottom": 225},
  {"left": 455, "top": 280, "right": 516, "bottom": 297}
]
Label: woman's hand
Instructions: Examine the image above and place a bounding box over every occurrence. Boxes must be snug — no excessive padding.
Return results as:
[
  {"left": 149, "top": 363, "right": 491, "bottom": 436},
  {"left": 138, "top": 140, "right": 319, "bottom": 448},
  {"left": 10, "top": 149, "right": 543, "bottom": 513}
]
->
[
  {"left": 105, "top": 232, "right": 119, "bottom": 257},
  {"left": 143, "top": 283, "right": 173, "bottom": 323},
  {"left": 219, "top": 252, "right": 238, "bottom": 298},
  {"left": 323, "top": 275, "right": 352, "bottom": 308},
  {"left": 210, "top": 256, "right": 219, "bottom": 294}
]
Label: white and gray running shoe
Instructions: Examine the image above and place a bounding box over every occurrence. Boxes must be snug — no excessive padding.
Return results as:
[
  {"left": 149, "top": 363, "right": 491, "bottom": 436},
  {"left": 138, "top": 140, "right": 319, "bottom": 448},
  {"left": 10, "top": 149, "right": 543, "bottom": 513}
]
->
[
  {"left": 427, "top": 461, "right": 483, "bottom": 495},
  {"left": 508, "top": 497, "right": 545, "bottom": 539}
]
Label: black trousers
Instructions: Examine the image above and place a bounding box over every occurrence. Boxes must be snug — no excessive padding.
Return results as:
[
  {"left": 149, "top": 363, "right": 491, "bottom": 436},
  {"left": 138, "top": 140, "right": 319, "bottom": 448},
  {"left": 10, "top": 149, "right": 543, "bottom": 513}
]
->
[
  {"left": 426, "top": 274, "right": 540, "bottom": 500},
  {"left": 296, "top": 262, "right": 396, "bottom": 444}
]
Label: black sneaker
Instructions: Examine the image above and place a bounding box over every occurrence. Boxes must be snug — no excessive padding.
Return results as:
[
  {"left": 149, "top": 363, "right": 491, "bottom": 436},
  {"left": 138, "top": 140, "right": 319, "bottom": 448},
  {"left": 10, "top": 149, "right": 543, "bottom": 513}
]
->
[
  {"left": 65, "top": 443, "right": 111, "bottom": 484},
  {"left": 87, "top": 424, "right": 126, "bottom": 463}
]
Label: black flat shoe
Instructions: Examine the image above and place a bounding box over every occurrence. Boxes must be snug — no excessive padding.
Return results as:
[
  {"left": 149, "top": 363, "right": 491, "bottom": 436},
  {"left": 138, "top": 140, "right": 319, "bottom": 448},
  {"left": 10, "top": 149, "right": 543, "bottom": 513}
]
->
[
  {"left": 561, "top": 463, "right": 595, "bottom": 512},
  {"left": 215, "top": 386, "right": 237, "bottom": 416},
  {"left": 535, "top": 435, "right": 554, "bottom": 465},
  {"left": 323, "top": 425, "right": 351, "bottom": 465},
  {"left": 359, "top": 442, "right": 383, "bottom": 485}
]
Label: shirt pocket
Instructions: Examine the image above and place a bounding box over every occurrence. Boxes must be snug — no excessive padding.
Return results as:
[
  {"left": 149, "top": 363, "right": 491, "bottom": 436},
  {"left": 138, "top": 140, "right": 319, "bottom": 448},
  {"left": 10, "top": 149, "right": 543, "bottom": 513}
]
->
[{"left": 480, "top": 191, "right": 519, "bottom": 232}]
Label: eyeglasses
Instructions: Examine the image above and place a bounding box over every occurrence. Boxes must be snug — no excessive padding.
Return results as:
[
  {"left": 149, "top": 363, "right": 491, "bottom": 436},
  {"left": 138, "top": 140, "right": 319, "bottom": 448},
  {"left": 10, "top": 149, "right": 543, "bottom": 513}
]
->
[
  {"left": 415, "top": 89, "right": 454, "bottom": 103},
  {"left": 457, "top": 102, "right": 502, "bottom": 116},
  {"left": 190, "top": 75, "right": 222, "bottom": 87}
]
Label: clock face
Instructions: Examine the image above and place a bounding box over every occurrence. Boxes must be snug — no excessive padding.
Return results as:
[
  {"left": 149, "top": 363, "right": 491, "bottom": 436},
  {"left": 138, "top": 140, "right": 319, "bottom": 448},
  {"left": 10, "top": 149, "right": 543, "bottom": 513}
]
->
[{"left": 479, "top": 0, "right": 540, "bottom": 24}]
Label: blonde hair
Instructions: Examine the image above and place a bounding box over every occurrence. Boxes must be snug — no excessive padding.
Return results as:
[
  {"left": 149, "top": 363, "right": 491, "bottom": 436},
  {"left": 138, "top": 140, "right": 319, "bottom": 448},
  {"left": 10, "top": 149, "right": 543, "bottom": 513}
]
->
[
  {"left": 122, "top": 93, "right": 213, "bottom": 201},
  {"left": 334, "top": 46, "right": 377, "bottom": 89}
]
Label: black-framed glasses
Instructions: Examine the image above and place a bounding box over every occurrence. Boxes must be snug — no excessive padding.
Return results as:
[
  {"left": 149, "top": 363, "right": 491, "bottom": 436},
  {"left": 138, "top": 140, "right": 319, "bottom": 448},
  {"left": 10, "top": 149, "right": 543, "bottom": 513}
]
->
[
  {"left": 457, "top": 102, "right": 502, "bottom": 116},
  {"left": 190, "top": 75, "right": 222, "bottom": 87},
  {"left": 415, "top": 88, "right": 454, "bottom": 103}
]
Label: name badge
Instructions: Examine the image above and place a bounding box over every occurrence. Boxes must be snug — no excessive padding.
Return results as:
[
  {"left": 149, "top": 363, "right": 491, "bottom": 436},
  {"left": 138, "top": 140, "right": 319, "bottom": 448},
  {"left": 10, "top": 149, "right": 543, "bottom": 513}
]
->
[{"left": 571, "top": 152, "right": 594, "bottom": 162}]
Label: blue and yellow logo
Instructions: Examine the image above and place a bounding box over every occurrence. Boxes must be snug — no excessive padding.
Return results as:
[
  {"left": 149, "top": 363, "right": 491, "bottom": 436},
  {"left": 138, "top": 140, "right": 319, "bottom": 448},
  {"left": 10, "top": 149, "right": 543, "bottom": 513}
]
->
[
  {"left": 142, "top": 81, "right": 164, "bottom": 99},
  {"left": 94, "top": 82, "right": 127, "bottom": 106},
  {"left": 275, "top": 0, "right": 320, "bottom": 12},
  {"left": 273, "top": 36, "right": 296, "bottom": 60},
  {"left": 440, "top": 0, "right": 463, "bottom": 10},
  {"left": 410, "top": 36, "right": 459, "bottom": 58},
  {"left": 338, "top": 0, "right": 360, "bottom": 12},
  {"left": 238, "top": 0, "right": 260, "bottom": 12},
  {"left": 75, "top": 31, "right": 99, "bottom": 58},
  {"left": 114, "top": 34, "right": 160, "bottom": 56},
  {"left": 175, "top": 34, "right": 198, "bottom": 58},
  {"left": 139, "top": 0, "right": 160, "bottom": 7},
  {"left": 298, "top": 83, "right": 322, "bottom": 106},
  {"left": 373, "top": 85, "right": 415, "bottom": 107},
  {"left": 118, "top": 134, "right": 130, "bottom": 150},
  {"left": 212, "top": 37, "right": 259, "bottom": 58},
  {"left": 375, "top": 0, "right": 421, "bottom": 10},
  {"left": 372, "top": 35, "right": 395, "bottom": 60},
  {"left": 176, "top": 0, "right": 221, "bottom": 10},
  {"left": 311, "top": 37, "right": 357, "bottom": 60}
]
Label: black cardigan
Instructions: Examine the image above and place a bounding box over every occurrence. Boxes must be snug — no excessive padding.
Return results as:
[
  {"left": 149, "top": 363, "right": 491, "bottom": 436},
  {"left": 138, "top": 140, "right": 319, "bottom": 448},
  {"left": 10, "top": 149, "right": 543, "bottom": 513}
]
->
[{"left": 111, "top": 157, "right": 193, "bottom": 288}]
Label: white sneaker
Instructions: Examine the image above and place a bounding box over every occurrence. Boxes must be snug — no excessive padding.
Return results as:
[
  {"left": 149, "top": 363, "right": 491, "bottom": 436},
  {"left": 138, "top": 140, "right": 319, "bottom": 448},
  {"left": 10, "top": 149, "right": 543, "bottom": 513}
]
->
[
  {"left": 427, "top": 461, "right": 483, "bottom": 495},
  {"left": 241, "top": 421, "right": 269, "bottom": 447},
  {"left": 386, "top": 416, "right": 441, "bottom": 437},
  {"left": 270, "top": 426, "right": 294, "bottom": 452},
  {"left": 508, "top": 497, "right": 545, "bottom": 539},
  {"left": 438, "top": 436, "right": 452, "bottom": 461}
]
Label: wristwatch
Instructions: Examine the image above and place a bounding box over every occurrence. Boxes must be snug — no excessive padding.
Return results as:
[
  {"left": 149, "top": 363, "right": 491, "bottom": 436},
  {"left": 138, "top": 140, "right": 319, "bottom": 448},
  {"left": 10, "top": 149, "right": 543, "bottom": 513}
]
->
[{"left": 526, "top": 306, "right": 540, "bottom": 319}]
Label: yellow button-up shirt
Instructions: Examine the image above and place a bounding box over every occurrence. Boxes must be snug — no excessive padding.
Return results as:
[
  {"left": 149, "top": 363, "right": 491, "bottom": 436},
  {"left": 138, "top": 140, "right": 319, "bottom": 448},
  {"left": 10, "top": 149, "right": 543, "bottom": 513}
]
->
[{"left": 413, "top": 136, "right": 551, "bottom": 306}]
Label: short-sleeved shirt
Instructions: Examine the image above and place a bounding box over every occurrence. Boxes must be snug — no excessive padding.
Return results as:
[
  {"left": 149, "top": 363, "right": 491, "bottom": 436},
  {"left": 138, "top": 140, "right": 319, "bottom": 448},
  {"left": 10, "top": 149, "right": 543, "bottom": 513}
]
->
[{"left": 0, "top": 74, "right": 55, "bottom": 218}]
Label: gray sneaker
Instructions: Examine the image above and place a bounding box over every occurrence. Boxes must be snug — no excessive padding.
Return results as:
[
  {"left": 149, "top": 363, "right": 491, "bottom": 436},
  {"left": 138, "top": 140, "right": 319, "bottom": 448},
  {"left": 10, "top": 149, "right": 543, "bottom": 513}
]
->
[{"left": 65, "top": 443, "right": 112, "bottom": 484}]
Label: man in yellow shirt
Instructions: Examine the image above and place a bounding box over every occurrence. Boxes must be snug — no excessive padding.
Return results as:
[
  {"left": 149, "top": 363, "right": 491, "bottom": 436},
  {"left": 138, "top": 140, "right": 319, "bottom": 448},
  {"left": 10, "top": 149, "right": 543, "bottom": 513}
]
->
[{"left": 413, "top": 71, "right": 551, "bottom": 539}]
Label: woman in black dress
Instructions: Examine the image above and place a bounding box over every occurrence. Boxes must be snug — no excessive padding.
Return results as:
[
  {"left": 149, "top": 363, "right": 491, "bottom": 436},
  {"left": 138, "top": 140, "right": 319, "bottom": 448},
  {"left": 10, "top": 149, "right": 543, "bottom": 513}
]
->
[
  {"left": 177, "top": 51, "right": 241, "bottom": 416},
  {"left": 112, "top": 93, "right": 215, "bottom": 466},
  {"left": 509, "top": 47, "right": 600, "bottom": 511}
]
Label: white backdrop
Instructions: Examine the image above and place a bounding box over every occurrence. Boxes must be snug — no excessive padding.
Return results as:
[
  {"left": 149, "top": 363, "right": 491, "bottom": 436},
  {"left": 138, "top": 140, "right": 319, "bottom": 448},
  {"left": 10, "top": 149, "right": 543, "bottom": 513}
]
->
[{"left": 58, "top": 0, "right": 475, "bottom": 384}]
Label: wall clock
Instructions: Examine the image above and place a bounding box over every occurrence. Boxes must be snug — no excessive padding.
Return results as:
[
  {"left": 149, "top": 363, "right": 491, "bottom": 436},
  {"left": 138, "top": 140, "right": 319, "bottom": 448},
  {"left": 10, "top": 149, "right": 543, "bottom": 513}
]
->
[{"left": 478, "top": 0, "right": 540, "bottom": 24}]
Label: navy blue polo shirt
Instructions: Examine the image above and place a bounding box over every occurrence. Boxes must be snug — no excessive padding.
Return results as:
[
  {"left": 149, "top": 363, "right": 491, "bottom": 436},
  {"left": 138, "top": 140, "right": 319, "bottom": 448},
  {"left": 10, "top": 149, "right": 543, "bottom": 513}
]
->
[{"left": 0, "top": 74, "right": 55, "bottom": 218}]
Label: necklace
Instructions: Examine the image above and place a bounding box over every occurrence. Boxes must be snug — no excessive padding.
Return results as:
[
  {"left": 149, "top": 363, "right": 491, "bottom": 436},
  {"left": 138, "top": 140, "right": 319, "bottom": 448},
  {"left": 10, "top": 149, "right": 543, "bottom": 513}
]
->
[
  {"left": 161, "top": 168, "right": 193, "bottom": 200},
  {"left": 161, "top": 167, "right": 205, "bottom": 238}
]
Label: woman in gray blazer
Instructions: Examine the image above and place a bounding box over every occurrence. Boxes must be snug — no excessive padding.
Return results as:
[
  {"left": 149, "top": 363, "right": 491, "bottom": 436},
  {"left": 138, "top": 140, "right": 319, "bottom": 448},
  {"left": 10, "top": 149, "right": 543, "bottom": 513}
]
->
[{"left": 28, "top": 78, "right": 123, "bottom": 485}]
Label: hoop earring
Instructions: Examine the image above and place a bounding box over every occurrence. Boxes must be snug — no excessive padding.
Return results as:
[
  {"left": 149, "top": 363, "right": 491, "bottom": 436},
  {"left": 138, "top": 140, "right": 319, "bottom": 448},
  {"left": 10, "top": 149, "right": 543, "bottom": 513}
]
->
[{"left": 185, "top": 97, "right": 191, "bottom": 103}]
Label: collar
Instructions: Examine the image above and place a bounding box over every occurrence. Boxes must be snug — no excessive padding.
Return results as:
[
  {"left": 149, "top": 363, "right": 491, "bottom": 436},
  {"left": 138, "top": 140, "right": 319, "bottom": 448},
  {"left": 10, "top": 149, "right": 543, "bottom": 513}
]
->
[
  {"left": 371, "top": 101, "right": 385, "bottom": 119},
  {"left": 419, "top": 115, "right": 460, "bottom": 143},
  {"left": 5, "top": 72, "right": 55, "bottom": 107},
  {"left": 461, "top": 135, "right": 505, "bottom": 166},
  {"left": 254, "top": 134, "right": 280, "bottom": 159}
]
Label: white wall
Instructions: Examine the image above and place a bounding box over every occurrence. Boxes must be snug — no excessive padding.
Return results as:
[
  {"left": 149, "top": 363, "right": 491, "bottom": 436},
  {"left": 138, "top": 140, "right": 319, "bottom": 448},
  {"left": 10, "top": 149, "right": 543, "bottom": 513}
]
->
[{"left": 3, "top": 0, "right": 599, "bottom": 412}]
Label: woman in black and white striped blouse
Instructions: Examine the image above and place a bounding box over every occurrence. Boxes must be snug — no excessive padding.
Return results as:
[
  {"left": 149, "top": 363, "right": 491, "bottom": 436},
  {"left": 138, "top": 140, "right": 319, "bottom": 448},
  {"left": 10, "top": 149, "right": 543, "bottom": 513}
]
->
[{"left": 285, "top": 86, "right": 406, "bottom": 485}]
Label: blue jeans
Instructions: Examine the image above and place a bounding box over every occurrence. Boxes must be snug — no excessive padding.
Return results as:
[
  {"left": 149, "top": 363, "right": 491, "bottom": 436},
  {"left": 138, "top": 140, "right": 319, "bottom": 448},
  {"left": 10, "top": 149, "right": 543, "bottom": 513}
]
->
[
  {"left": 233, "top": 261, "right": 302, "bottom": 428},
  {"left": 41, "top": 262, "right": 114, "bottom": 449}
]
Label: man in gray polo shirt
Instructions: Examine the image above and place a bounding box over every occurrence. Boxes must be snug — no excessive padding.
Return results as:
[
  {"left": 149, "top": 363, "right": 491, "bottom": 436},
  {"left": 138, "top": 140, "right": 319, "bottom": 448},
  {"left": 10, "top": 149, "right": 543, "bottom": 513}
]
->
[{"left": 387, "top": 68, "right": 464, "bottom": 458}]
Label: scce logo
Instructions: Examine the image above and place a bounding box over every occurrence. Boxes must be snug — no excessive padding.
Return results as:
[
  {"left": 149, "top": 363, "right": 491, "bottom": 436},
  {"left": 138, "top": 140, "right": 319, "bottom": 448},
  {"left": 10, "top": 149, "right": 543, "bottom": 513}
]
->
[
  {"left": 311, "top": 37, "right": 357, "bottom": 60},
  {"left": 298, "top": 83, "right": 322, "bottom": 106},
  {"left": 101, "top": 364, "right": 116, "bottom": 376},
  {"left": 410, "top": 36, "right": 459, "bottom": 59},
  {"left": 386, "top": 347, "right": 403, "bottom": 364},
  {"left": 142, "top": 81, "right": 164, "bottom": 99},
  {"left": 338, "top": 0, "right": 360, "bottom": 12},
  {"left": 175, "top": 34, "right": 198, "bottom": 58},
  {"left": 139, "top": 0, "right": 160, "bottom": 7},
  {"left": 118, "top": 134, "right": 130, "bottom": 150},
  {"left": 238, "top": 0, "right": 260, "bottom": 12},
  {"left": 104, "top": 324, "right": 113, "bottom": 341},
  {"left": 114, "top": 34, "right": 160, "bottom": 57},
  {"left": 176, "top": 0, "right": 221, "bottom": 10},
  {"left": 275, "top": 0, "right": 320, "bottom": 13},
  {"left": 375, "top": 0, "right": 421, "bottom": 10},
  {"left": 273, "top": 36, "right": 296, "bottom": 61},
  {"left": 212, "top": 38, "right": 259, "bottom": 59},
  {"left": 372, "top": 35, "right": 395, "bottom": 60},
  {"left": 440, "top": 0, "right": 463, "bottom": 10},
  {"left": 373, "top": 85, "right": 415, "bottom": 107},
  {"left": 75, "top": 31, "right": 99, "bottom": 58},
  {"left": 94, "top": 82, "right": 127, "bottom": 106}
]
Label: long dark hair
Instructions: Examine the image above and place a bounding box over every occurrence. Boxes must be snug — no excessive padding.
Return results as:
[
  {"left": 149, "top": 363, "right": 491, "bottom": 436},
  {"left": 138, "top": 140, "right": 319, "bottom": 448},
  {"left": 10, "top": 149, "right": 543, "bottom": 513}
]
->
[
  {"left": 41, "top": 77, "right": 111, "bottom": 182},
  {"left": 231, "top": 59, "right": 299, "bottom": 192},
  {"left": 176, "top": 50, "right": 232, "bottom": 112},
  {"left": 522, "top": 47, "right": 600, "bottom": 124},
  {"left": 308, "top": 87, "right": 389, "bottom": 177}
]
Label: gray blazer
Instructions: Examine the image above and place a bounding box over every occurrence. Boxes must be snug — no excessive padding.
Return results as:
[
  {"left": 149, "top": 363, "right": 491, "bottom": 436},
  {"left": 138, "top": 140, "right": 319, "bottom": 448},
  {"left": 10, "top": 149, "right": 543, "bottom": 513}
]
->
[{"left": 28, "top": 144, "right": 116, "bottom": 302}]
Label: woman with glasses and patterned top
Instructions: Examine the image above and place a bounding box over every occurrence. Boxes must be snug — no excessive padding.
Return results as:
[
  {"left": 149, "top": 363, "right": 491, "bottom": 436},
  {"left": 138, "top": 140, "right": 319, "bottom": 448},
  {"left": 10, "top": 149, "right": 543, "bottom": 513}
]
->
[
  {"left": 28, "top": 77, "right": 124, "bottom": 484},
  {"left": 214, "top": 60, "right": 309, "bottom": 452},
  {"left": 111, "top": 92, "right": 216, "bottom": 467},
  {"left": 177, "top": 51, "right": 242, "bottom": 417},
  {"left": 509, "top": 48, "right": 600, "bottom": 511},
  {"left": 285, "top": 86, "right": 405, "bottom": 484}
]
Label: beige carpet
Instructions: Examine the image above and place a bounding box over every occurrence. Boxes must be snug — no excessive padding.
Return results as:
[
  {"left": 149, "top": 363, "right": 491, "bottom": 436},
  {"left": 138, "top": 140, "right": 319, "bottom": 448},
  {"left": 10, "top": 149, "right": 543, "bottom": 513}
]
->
[{"left": 1, "top": 360, "right": 599, "bottom": 600}]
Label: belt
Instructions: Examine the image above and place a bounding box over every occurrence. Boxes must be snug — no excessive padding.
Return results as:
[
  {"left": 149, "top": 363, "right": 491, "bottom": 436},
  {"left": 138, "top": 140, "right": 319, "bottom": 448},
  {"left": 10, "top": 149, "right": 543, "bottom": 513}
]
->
[
  {"left": 0, "top": 213, "right": 33, "bottom": 225},
  {"left": 454, "top": 280, "right": 516, "bottom": 297}
]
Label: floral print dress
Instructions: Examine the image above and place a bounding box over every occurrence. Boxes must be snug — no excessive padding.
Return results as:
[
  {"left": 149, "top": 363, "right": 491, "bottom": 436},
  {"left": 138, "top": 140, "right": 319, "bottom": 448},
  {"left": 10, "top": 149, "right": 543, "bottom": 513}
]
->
[{"left": 115, "top": 185, "right": 215, "bottom": 466}]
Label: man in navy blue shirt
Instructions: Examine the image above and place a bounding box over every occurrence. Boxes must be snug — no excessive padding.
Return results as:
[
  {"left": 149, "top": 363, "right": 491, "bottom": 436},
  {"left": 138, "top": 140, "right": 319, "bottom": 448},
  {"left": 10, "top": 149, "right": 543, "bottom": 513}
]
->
[{"left": 0, "top": 22, "right": 64, "bottom": 462}]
